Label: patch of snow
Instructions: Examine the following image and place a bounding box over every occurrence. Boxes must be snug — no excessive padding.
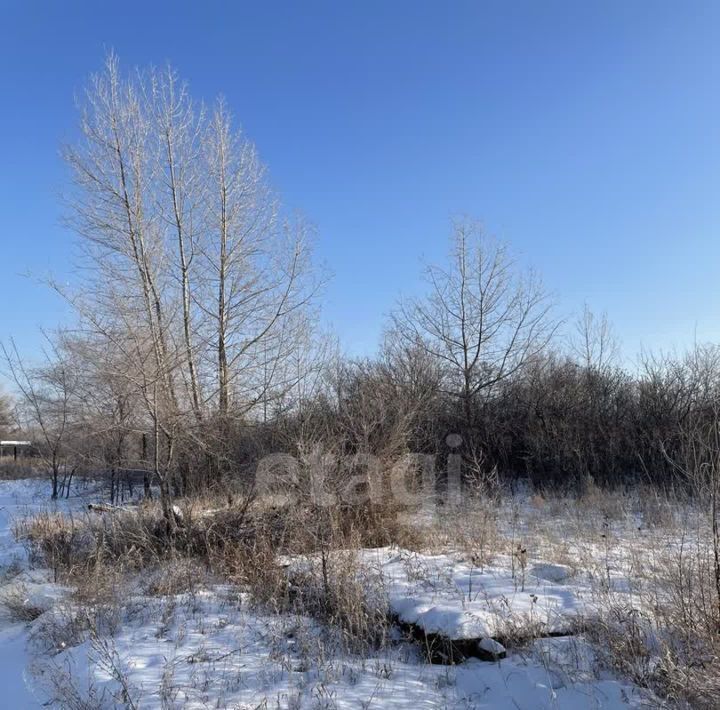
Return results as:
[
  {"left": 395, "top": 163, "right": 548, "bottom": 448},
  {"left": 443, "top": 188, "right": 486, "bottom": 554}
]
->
[
  {"left": 478, "top": 637, "right": 506, "bottom": 656},
  {"left": 530, "top": 563, "right": 572, "bottom": 584},
  {"left": 0, "top": 480, "right": 662, "bottom": 708},
  {"left": 45, "top": 589, "right": 651, "bottom": 709},
  {"left": 0, "top": 478, "right": 97, "bottom": 706},
  {"left": 354, "top": 548, "right": 586, "bottom": 640}
]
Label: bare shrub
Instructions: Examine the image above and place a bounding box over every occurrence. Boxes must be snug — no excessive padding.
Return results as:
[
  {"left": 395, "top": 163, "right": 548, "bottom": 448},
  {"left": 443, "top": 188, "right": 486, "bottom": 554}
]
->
[
  {"left": 576, "top": 478, "right": 628, "bottom": 521},
  {"left": 14, "top": 511, "right": 88, "bottom": 580},
  {"left": 632, "top": 485, "right": 677, "bottom": 529},
  {"left": 583, "top": 604, "right": 720, "bottom": 710},
  {"left": 40, "top": 660, "right": 107, "bottom": 710},
  {"left": 0, "top": 584, "right": 45, "bottom": 622},
  {"left": 32, "top": 603, "right": 97, "bottom": 655},
  {"left": 286, "top": 548, "right": 391, "bottom": 653},
  {"left": 142, "top": 558, "right": 209, "bottom": 597}
]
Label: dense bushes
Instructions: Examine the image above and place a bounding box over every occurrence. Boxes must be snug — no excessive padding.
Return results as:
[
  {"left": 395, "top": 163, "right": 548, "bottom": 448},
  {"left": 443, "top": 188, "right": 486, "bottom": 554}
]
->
[{"left": 273, "top": 345, "right": 720, "bottom": 494}]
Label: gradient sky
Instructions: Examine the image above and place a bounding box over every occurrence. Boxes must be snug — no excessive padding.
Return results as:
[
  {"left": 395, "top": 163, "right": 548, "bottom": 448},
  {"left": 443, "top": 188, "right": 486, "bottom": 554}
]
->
[{"left": 1, "top": 0, "right": 718, "bottom": 369}]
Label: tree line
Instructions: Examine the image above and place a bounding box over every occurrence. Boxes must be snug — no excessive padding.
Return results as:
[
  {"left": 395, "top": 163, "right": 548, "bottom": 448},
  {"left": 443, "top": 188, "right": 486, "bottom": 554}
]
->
[{"left": 2, "top": 56, "right": 718, "bottom": 523}]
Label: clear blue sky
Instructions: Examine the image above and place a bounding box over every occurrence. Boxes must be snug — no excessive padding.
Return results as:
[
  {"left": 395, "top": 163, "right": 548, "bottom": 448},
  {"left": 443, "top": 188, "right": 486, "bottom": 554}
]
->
[{"left": 1, "top": 0, "right": 718, "bottom": 366}]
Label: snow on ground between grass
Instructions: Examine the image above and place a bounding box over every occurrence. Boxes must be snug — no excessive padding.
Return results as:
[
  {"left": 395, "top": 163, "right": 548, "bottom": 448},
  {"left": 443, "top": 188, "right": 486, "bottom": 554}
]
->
[
  {"left": 356, "top": 548, "right": 587, "bottom": 640},
  {"left": 0, "top": 479, "right": 660, "bottom": 708},
  {"left": 41, "top": 588, "right": 650, "bottom": 709},
  {"left": 0, "top": 478, "right": 93, "bottom": 707}
]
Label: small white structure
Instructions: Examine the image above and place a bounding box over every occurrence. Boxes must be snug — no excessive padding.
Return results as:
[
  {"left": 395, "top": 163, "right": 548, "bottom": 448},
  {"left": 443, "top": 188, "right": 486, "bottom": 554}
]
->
[{"left": 0, "top": 441, "right": 32, "bottom": 461}]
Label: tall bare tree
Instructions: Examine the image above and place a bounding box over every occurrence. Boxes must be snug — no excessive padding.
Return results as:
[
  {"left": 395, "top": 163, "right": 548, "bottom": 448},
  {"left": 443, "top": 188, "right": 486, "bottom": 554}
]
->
[
  {"left": 62, "top": 53, "right": 180, "bottom": 413},
  {"left": 393, "top": 219, "right": 556, "bottom": 430},
  {"left": 150, "top": 66, "right": 206, "bottom": 421},
  {"left": 201, "top": 101, "right": 319, "bottom": 419},
  {"left": 54, "top": 54, "right": 322, "bottom": 511}
]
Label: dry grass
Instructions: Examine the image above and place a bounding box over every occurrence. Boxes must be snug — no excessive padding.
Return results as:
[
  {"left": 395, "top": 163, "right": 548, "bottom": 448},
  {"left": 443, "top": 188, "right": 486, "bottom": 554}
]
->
[
  {"left": 16, "top": 477, "right": 720, "bottom": 708},
  {"left": 0, "top": 583, "right": 45, "bottom": 622},
  {"left": 13, "top": 491, "right": 415, "bottom": 656},
  {"left": 0, "top": 457, "right": 44, "bottom": 480},
  {"left": 500, "top": 484, "right": 720, "bottom": 709},
  {"left": 285, "top": 549, "right": 391, "bottom": 653}
]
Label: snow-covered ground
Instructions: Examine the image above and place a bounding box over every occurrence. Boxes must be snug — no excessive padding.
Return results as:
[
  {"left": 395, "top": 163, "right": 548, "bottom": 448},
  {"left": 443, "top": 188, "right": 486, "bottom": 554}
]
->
[
  {"left": 355, "top": 548, "right": 586, "bottom": 640},
  {"left": 39, "top": 590, "right": 650, "bottom": 709},
  {"left": 0, "top": 478, "right": 94, "bottom": 707},
  {"left": 0, "top": 479, "right": 661, "bottom": 708}
]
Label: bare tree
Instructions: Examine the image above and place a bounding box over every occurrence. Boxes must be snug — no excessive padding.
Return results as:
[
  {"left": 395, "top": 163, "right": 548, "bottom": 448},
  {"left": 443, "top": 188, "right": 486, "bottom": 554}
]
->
[
  {"left": 58, "top": 332, "right": 145, "bottom": 502},
  {"left": 53, "top": 53, "right": 322, "bottom": 511},
  {"left": 0, "top": 389, "right": 12, "bottom": 439},
  {"left": 63, "top": 59, "right": 213, "bottom": 501},
  {"left": 1, "top": 337, "right": 76, "bottom": 498},
  {"left": 200, "top": 101, "right": 320, "bottom": 420},
  {"left": 149, "top": 65, "right": 206, "bottom": 422},
  {"left": 64, "top": 54, "right": 179, "bottom": 412},
  {"left": 393, "top": 219, "right": 556, "bottom": 430},
  {"left": 668, "top": 347, "right": 720, "bottom": 627},
  {"left": 571, "top": 304, "right": 619, "bottom": 371}
]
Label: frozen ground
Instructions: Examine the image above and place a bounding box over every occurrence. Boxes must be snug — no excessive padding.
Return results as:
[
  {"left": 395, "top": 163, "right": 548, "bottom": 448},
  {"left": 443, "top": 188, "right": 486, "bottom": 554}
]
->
[
  {"left": 0, "top": 479, "right": 660, "bottom": 708},
  {"left": 38, "top": 590, "right": 650, "bottom": 709},
  {"left": 0, "top": 478, "right": 94, "bottom": 707},
  {"left": 354, "top": 548, "right": 586, "bottom": 639}
]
